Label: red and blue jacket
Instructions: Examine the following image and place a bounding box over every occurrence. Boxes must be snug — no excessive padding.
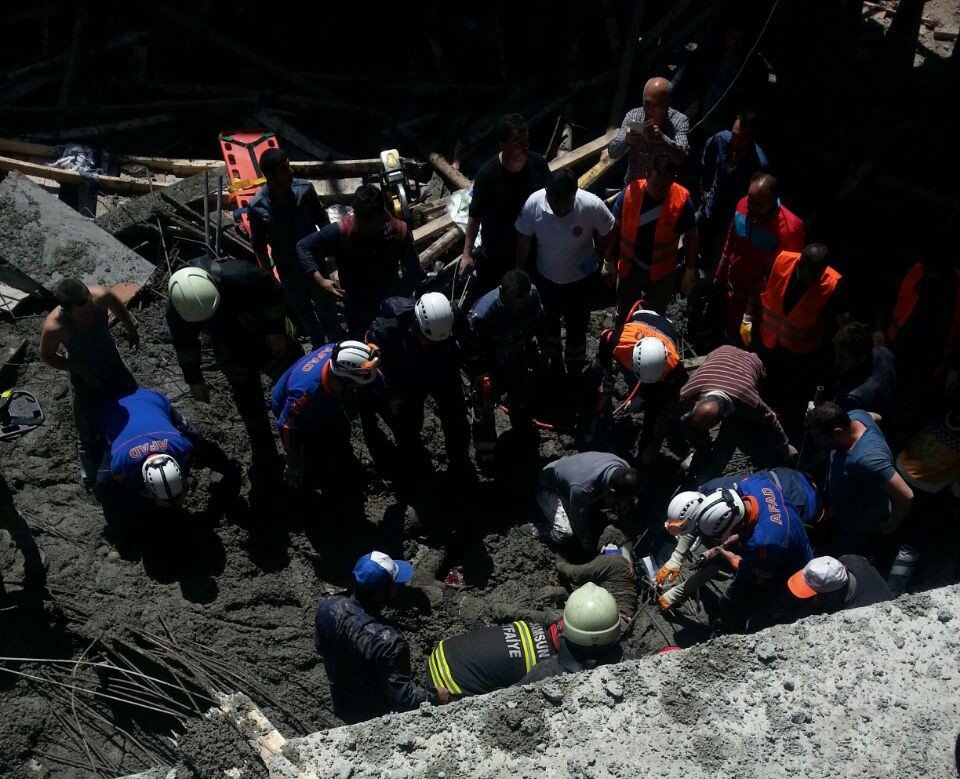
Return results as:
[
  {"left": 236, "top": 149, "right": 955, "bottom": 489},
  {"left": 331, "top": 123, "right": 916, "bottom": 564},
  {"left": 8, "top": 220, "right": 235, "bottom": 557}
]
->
[
  {"left": 735, "top": 472, "right": 814, "bottom": 586},
  {"left": 99, "top": 389, "right": 193, "bottom": 488},
  {"left": 270, "top": 345, "right": 350, "bottom": 455}
]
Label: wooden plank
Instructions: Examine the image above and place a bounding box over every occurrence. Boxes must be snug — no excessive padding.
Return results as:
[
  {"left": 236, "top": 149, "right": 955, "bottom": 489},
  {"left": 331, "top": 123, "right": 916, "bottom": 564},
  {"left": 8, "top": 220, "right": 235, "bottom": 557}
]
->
[
  {"left": 0, "top": 137, "right": 56, "bottom": 157},
  {"left": 120, "top": 155, "right": 394, "bottom": 178},
  {"left": 413, "top": 214, "right": 454, "bottom": 247},
  {"left": 419, "top": 227, "right": 462, "bottom": 269},
  {"left": 0, "top": 154, "right": 167, "bottom": 195},
  {"left": 548, "top": 129, "right": 618, "bottom": 171},
  {"left": 428, "top": 152, "right": 471, "bottom": 191}
]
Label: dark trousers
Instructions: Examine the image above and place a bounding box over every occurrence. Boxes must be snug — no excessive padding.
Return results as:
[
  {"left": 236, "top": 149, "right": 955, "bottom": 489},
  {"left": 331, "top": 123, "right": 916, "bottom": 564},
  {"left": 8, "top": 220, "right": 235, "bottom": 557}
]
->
[
  {"left": 537, "top": 273, "right": 593, "bottom": 373},
  {"left": 616, "top": 269, "right": 675, "bottom": 323},
  {"left": 0, "top": 470, "right": 44, "bottom": 590},
  {"left": 223, "top": 337, "right": 302, "bottom": 476},
  {"left": 381, "top": 376, "right": 470, "bottom": 468},
  {"left": 688, "top": 417, "right": 789, "bottom": 482},
  {"left": 282, "top": 279, "right": 341, "bottom": 348}
]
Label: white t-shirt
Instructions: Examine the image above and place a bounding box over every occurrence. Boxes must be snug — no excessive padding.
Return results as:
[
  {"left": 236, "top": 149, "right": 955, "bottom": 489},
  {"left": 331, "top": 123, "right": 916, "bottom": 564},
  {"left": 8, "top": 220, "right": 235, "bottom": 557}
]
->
[{"left": 515, "top": 189, "right": 616, "bottom": 285}]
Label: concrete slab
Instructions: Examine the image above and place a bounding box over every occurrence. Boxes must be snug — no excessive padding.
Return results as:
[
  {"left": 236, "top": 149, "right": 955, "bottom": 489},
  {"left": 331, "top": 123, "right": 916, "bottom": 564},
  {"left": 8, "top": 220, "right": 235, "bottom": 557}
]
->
[
  {"left": 288, "top": 586, "right": 960, "bottom": 779},
  {"left": 0, "top": 172, "right": 156, "bottom": 291}
]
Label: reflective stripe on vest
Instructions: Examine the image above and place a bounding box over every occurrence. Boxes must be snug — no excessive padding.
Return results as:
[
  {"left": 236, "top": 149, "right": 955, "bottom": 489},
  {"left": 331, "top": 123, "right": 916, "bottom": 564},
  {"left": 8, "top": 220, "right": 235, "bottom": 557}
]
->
[
  {"left": 887, "top": 263, "right": 960, "bottom": 376},
  {"left": 428, "top": 640, "right": 463, "bottom": 695},
  {"left": 757, "top": 251, "right": 841, "bottom": 355},
  {"left": 618, "top": 180, "right": 690, "bottom": 282}
]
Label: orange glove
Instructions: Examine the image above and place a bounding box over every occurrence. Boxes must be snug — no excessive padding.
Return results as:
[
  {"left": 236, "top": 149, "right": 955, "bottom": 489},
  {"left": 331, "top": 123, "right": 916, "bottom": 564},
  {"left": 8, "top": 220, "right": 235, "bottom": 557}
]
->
[
  {"left": 739, "top": 315, "right": 753, "bottom": 348},
  {"left": 655, "top": 561, "right": 681, "bottom": 586}
]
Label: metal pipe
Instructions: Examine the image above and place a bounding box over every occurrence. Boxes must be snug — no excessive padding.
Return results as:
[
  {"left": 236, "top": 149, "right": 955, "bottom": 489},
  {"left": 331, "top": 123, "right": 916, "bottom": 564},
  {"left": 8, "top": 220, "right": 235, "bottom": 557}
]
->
[
  {"left": 215, "top": 174, "right": 223, "bottom": 257},
  {"left": 202, "top": 169, "right": 211, "bottom": 257}
]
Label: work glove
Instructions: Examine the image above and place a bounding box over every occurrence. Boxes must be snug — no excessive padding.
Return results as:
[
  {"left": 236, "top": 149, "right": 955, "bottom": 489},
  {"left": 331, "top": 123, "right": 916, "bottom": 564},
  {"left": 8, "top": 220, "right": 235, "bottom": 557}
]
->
[
  {"left": 657, "top": 593, "right": 675, "bottom": 611},
  {"left": 739, "top": 314, "right": 753, "bottom": 348},
  {"left": 655, "top": 561, "right": 682, "bottom": 586},
  {"left": 283, "top": 454, "right": 305, "bottom": 488}
]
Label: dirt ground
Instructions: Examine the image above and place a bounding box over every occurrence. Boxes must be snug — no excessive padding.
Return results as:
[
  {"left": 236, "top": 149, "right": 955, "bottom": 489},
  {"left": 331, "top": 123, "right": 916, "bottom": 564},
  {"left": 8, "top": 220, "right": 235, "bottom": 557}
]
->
[{"left": 0, "top": 288, "right": 708, "bottom": 778}]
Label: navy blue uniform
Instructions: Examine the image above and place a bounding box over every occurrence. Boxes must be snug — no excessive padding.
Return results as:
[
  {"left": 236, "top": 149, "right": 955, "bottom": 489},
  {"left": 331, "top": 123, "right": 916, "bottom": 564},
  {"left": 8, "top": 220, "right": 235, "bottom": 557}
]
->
[
  {"left": 367, "top": 297, "right": 470, "bottom": 468},
  {"left": 315, "top": 595, "right": 436, "bottom": 723}
]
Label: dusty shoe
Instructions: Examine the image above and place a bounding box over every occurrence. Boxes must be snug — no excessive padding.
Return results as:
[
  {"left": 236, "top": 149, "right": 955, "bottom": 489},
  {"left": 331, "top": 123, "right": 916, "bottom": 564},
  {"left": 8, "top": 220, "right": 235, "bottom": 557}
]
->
[{"left": 518, "top": 523, "right": 551, "bottom": 542}]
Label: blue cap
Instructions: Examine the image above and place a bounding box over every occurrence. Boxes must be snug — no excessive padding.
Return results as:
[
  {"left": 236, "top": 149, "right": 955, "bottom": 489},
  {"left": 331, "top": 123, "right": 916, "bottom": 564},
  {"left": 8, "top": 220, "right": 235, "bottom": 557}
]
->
[{"left": 353, "top": 551, "right": 414, "bottom": 591}]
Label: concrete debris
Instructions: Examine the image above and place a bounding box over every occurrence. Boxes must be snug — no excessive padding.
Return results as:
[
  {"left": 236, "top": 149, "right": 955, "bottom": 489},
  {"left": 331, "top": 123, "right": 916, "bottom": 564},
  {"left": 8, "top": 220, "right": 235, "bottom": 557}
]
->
[
  {"left": 286, "top": 586, "right": 960, "bottom": 778},
  {"left": 0, "top": 171, "right": 156, "bottom": 292}
]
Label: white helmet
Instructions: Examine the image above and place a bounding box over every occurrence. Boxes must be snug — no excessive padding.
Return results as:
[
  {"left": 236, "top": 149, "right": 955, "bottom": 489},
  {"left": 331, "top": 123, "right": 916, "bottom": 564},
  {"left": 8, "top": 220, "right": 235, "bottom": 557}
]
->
[
  {"left": 665, "top": 490, "right": 706, "bottom": 536},
  {"left": 169, "top": 267, "right": 220, "bottom": 322},
  {"left": 415, "top": 292, "right": 455, "bottom": 341},
  {"left": 562, "top": 582, "right": 621, "bottom": 648},
  {"left": 690, "top": 488, "right": 745, "bottom": 540},
  {"left": 632, "top": 337, "right": 668, "bottom": 383},
  {"left": 331, "top": 341, "right": 381, "bottom": 385},
  {"left": 141, "top": 454, "right": 184, "bottom": 503}
]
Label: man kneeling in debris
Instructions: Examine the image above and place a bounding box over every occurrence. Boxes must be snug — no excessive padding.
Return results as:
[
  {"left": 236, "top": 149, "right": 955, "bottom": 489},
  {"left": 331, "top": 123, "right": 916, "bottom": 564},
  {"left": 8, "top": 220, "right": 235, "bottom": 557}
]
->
[
  {"left": 786, "top": 555, "right": 893, "bottom": 615},
  {"left": 520, "top": 451, "right": 640, "bottom": 554},
  {"left": 425, "top": 582, "right": 623, "bottom": 698},
  {"left": 656, "top": 467, "right": 815, "bottom": 632},
  {"left": 96, "top": 388, "right": 244, "bottom": 507},
  {"left": 315, "top": 551, "right": 447, "bottom": 723}
]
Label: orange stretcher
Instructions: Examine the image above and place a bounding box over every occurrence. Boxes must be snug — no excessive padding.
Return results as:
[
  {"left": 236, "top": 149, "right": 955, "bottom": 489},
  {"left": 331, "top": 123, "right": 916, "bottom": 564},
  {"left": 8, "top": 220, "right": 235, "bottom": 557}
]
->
[{"left": 218, "top": 130, "right": 280, "bottom": 279}]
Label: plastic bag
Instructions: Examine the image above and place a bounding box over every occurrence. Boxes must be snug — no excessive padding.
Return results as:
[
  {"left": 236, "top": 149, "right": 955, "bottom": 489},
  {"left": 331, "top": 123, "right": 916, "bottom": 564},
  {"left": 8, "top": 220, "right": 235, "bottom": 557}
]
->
[{"left": 445, "top": 188, "right": 481, "bottom": 247}]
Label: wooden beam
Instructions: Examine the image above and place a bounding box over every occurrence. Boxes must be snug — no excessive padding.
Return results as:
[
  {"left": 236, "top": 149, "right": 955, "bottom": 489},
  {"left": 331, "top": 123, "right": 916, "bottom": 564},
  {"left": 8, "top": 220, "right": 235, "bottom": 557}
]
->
[
  {"left": 428, "top": 152, "right": 471, "bottom": 191},
  {"left": 251, "top": 110, "right": 339, "bottom": 162},
  {"left": 0, "top": 154, "right": 167, "bottom": 195},
  {"left": 548, "top": 129, "right": 618, "bottom": 171},
  {"left": 413, "top": 214, "right": 455, "bottom": 247},
  {"left": 27, "top": 114, "right": 182, "bottom": 142},
  {"left": 118, "top": 155, "right": 419, "bottom": 178},
  {"left": 419, "top": 227, "right": 462, "bottom": 269},
  {"left": 0, "top": 137, "right": 56, "bottom": 157}
]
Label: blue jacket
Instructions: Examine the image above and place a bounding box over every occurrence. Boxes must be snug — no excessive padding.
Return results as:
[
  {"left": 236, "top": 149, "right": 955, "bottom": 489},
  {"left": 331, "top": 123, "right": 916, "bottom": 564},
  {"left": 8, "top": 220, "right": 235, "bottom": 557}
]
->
[
  {"left": 735, "top": 473, "right": 814, "bottom": 585},
  {"left": 315, "top": 595, "right": 435, "bottom": 723},
  {"left": 99, "top": 389, "right": 193, "bottom": 489},
  {"left": 367, "top": 297, "right": 466, "bottom": 394},
  {"left": 467, "top": 286, "right": 543, "bottom": 373},
  {"left": 271, "top": 345, "right": 348, "bottom": 454}
]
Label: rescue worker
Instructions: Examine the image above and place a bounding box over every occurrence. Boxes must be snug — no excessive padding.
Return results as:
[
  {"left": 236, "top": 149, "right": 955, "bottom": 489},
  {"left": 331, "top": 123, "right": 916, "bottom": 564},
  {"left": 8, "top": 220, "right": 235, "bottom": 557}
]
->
[
  {"left": 466, "top": 270, "right": 544, "bottom": 470},
  {"left": 690, "top": 475, "right": 813, "bottom": 632},
  {"left": 588, "top": 301, "right": 686, "bottom": 458},
  {"left": 248, "top": 147, "right": 337, "bottom": 347},
  {"left": 271, "top": 341, "right": 381, "bottom": 499},
  {"left": 648, "top": 345, "right": 797, "bottom": 480},
  {"left": 805, "top": 402, "right": 913, "bottom": 557},
  {"left": 518, "top": 583, "right": 624, "bottom": 683},
  {"left": 715, "top": 173, "right": 804, "bottom": 342},
  {"left": 96, "top": 388, "right": 243, "bottom": 506},
  {"left": 878, "top": 230, "right": 960, "bottom": 424},
  {"left": 297, "top": 183, "right": 422, "bottom": 338},
  {"left": 602, "top": 156, "right": 699, "bottom": 318},
  {"left": 314, "top": 551, "right": 447, "bottom": 723},
  {"left": 39, "top": 278, "right": 139, "bottom": 491},
  {"left": 787, "top": 555, "right": 893, "bottom": 614},
  {"left": 427, "top": 580, "right": 625, "bottom": 697},
  {"left": 367, "top": 292, "right": 472, "bottom": 476},
  {"left": 166, "top": 262, "right": 302, "bottom": 489},
  {"left": 521, "top": 451, "right": 640, "bottom": 554},
  {"left": 752, "top": 243, "right": 848, "bottom": 438}
]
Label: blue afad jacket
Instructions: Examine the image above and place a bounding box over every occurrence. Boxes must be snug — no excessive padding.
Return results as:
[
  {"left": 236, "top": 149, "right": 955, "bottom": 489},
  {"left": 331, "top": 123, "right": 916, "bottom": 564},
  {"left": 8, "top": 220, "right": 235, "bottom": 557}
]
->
[
  {"left": 315, "top": 595, "right": 436, "bottom": 723},
  {"left": 271, "top": 345, "right": 347, "bottom": 454},
  {"left": 99, "top": 389, "right": 193, "bottom": 490},
  {"left": 704, "top": 469, "right": 815, "bottom": 585}
]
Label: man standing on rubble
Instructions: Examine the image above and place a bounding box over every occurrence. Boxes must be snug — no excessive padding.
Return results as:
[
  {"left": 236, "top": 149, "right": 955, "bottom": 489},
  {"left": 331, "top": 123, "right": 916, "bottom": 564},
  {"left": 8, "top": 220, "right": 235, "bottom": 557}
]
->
[
  {"left": 315, "top": 551, "right": 447, "bottom": 723},
  {"left": 608, "top": 76, "right": 690, "bottom": 183},
  {"left": 460, "top": 113, "right": 552, "bottom": 296},
  {"left": 297, "top": 184, "right": 422, "bottom": 338},
  {"left": 166, "top": 263, "right": 302, "bottom": 491},
  {"left": 248, "top": 147, "right": 337, "bottom": 348},
  {"left": 39, "top": 278, "right": 139, "bottom": 491}
]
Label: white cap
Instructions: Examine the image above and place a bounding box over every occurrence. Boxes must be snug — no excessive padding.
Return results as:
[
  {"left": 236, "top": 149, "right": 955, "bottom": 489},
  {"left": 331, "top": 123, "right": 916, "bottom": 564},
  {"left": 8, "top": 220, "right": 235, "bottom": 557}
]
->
[{"left": 788, "top": 556, "right": 849, "bottom": 599}]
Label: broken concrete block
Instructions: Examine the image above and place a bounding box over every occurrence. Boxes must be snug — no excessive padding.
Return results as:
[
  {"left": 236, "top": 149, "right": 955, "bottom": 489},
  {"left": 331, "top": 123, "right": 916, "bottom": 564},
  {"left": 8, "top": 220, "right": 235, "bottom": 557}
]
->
[{"left": 0, "top": 172, "right": 156, "bottom": 293}]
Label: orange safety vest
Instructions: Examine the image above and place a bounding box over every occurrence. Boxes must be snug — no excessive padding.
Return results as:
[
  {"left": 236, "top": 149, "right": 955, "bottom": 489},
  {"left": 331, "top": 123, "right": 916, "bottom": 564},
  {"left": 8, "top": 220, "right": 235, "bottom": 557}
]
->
[
  {"left": 612, "top": 320, "right": 681, "bottom": 379},
  {"left": 617, "top": 180, "right": 690, "bottom": 283},
  {"left": 757, "top": 251, "right": 841, "bottom": 355},
  {"left": 887, "top": 263, "right": 960, "bottom": 376}
]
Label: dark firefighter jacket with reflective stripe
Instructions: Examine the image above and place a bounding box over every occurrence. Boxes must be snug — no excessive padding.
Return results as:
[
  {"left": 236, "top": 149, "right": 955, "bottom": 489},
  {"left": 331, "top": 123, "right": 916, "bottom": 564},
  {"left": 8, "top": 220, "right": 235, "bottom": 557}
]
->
[{"left": 428, "top": 621, "right": 556, "bottom": 697}]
